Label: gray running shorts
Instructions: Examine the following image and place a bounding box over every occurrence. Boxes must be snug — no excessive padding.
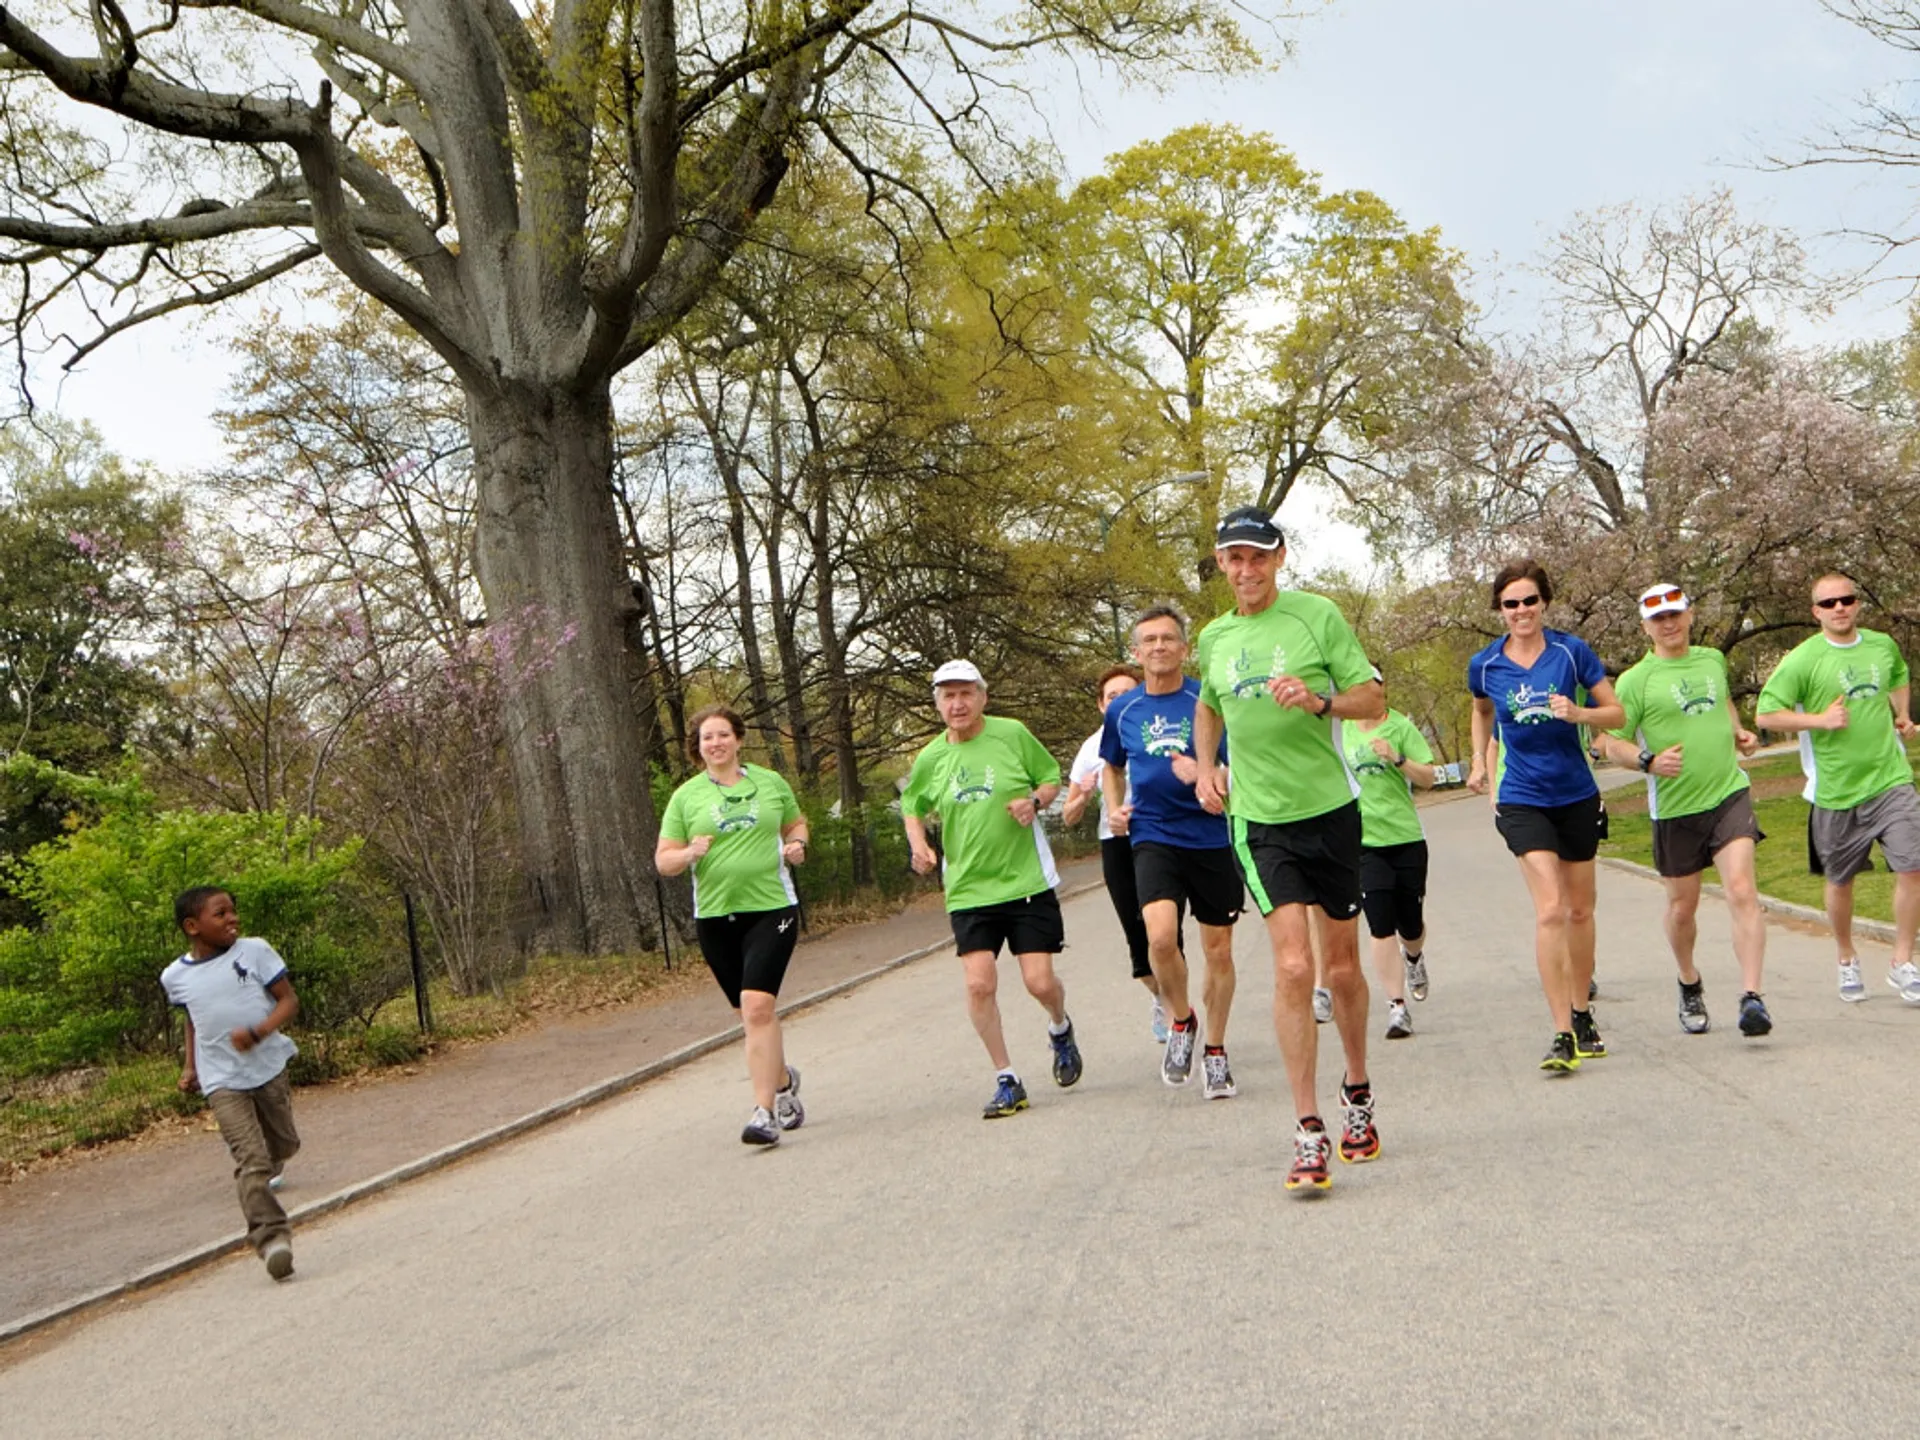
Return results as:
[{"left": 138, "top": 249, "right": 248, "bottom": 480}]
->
[{"left": 1809, "top": 784, "right": 1920, "bottom": 883}]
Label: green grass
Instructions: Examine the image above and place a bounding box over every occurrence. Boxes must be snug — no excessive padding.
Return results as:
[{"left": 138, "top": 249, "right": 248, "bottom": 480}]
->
[{"left": 1600, "top": 753, "right": 1918, "bottom": 923}]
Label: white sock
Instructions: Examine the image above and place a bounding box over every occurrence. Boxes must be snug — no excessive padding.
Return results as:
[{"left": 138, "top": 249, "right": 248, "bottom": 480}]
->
[{"left": 1047, "top": 1016, "right": 1071, "bottom": 1037}]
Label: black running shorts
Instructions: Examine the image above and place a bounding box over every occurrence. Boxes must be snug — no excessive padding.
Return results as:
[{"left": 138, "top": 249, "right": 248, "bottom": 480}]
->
[
  {"left": 1359, "top": 840, "right": 1429, "bottom": 941},
  {"left": 1495, "top": 793, "right": 1607, "bottom": 863},
  {"left": 1132, "top": 842, "right": 1245, "bottom": 928},
  {"left": 1229, "top": 803, "right": 1363, "bottom": 920},
  {"left": 695, "top": 906, "right": 801, "bottom": 1008},
  {"left": 950, "top": 890, "right": 1066, "bottom": 959}
]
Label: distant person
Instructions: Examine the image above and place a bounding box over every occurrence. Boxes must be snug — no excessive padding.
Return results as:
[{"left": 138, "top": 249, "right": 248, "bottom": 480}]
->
[
  {"left": 1101, "top": 605, "right": 1244, "bottom": 1098},
  {"left": 1064, "top": 664, "right": 1164, "bottom": 1039},
  {"left": 1467, "top": 559, "right": 1624, "bottom": 1074},
  {"left": 903, "top": 660, "right": 1083, "bottom": 1118},
  {"left": 163, "top": 887, "right": 302, "bottom": 1281},
  {"left": 1600, "top": 584, "right": 1770, "bottom": 1037},
  {"left": 1755, "top": 573, "right": 1920, "bottom": 1004},
  {"left": 1339, "top": 668, "right": 1438, "bottom": 1039},
  {"left": 1192, "top": 506, "right": 1384, "bottom": 1196},
  {"left": 656, "top": 706, "right": 811, "bottom": 1146}
]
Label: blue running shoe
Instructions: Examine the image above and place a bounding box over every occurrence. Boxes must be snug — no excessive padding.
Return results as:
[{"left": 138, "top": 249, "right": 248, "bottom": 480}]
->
[
  {"left": 983, "top": 1073, "right": 1029, "bottom": 1119},
  {"left": 1049, "top": 1020, "right": 1083, "bottom": 1087},
  {"left": 1738, "top": 992, "right": 1773, "bottom": 1037}
]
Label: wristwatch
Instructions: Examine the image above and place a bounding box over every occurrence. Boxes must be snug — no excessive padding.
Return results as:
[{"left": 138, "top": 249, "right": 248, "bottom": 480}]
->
[
  {"left": 1636, "top": 748, "right": 1655, "bottom": 773},
  {"left": 1391, "top": 753, "right": 1407, "bottom": 768}
]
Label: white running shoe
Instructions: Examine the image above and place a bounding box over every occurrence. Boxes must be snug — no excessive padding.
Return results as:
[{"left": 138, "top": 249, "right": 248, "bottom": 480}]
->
[
  {"left": 1201, "top": 1049, "right": 1237, "bottom": 1099},
  {"left": 1150, "top": 996, "right": 1170, "bottom": 1044},
  {"left": 1839, "top": 960, "right": 1867, "bottom": 1003},
  {"left": 1312, "top": 987, "right": 1333, "bottom": 1024},
  {"left": 1889, "top": 963, "right": 1920, "bottom": 1005},
  {"left": 774, "top": 1065, "right": 805, "bottom": 1130},
  {"left": 1162, "top": 1018, "right": 1198, "bottom": 1086},
  {"left": 1404, "top": 951, "right": 1429, "bottom": 1002},
  {"left": 1385, "top": 1000, "right": 1413, "bottom": 1039},
  {"left": 740, "top": 1106, "right": 780, "bottom": 1146}
]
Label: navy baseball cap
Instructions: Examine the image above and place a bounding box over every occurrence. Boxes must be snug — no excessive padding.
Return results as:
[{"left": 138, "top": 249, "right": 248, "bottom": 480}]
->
[{"left": 1215, "top": 505, "right": 1284, "bottom": 551}]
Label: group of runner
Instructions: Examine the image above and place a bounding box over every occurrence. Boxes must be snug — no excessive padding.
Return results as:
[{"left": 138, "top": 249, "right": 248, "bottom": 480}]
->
[{"left": 654, "top": 505, "right": 1920, "bottom": 1199}]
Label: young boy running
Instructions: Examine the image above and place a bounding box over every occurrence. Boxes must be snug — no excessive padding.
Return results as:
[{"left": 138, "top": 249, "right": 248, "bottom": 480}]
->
[
  {"left": 1756, "top": 573, "right": 1920, "bottom": 1003},
  {"left": 1100, "top": 605, "right": 1244, "bottom": 1098},
  {"left": 903, "top": 660, "right": 1083, "bottom": 1118},
  {"left": 1601, "top": 585, "right": 1771, "bottom": 1037},
  {"left": 162, "top": 887, "right": 302, "bottom": 1280}
]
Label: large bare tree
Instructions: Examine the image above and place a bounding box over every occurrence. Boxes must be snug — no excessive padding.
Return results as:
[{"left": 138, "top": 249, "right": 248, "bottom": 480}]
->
[{"left": 0, "top": 0, "right": 1263, "bottom": 952}]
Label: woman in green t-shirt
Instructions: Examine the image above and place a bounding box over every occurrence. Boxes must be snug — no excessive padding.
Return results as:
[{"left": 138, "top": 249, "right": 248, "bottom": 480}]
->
[{"left": 656, "top": 705, "right": 811, "bottom": 1147}]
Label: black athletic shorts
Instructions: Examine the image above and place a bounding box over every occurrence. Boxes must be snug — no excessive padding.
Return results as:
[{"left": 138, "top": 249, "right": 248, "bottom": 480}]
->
[
  {"left": 951, "top": 890, "right": 1065, "bottom": 959},
  {"left": 1133, "top": 842, "right": 1245, "bottom": 928},
  {"left": 695, "top": 906, "right": 800, "bottom": 1007},
  {"left": 1495, "top": 793, "right": 1607, "bottom": 863},
  {"left": 1359, "top": 840, "right": 1429, "bottom": 941},
  {"left": 1100, "top": 837, "right": 1155, "bottom": 979},
  {"left": 1230, "top": 802, "right": 1363, "bottom": 920},
  {"left": 1652, "top": 789, "right": 1764, "bottom": 878}
]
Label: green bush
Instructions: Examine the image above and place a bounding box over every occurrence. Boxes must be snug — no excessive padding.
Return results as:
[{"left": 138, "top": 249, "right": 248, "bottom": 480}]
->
[{"left": 0, "top": 757, "right": 408, "bottom": 1076}]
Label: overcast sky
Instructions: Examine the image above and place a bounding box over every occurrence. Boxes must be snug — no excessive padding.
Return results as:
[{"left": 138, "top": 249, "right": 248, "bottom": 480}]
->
[{"left": 37, "top": 0, "right": 1920, "bottom": 485}]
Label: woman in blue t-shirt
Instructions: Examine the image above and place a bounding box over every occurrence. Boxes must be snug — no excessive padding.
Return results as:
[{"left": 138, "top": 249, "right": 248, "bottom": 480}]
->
[{"left": 1466, "top": 559, "right": 1625, "bottom": 1075}]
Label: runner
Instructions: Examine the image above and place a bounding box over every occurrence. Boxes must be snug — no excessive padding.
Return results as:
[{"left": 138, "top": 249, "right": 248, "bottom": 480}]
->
[
  {"left": 1064, "top": 665, "right": 1164, "bottom": 1040},
  {"left": 1340, "top": 667, "right": 1437, "bottom": 1040},
  {"left": 1099, "top": 605, "right": 1245, "bottom": 1098},
  {"left": 902, "top": 660, "right": 1084, "bottom": 1118},
  {"left": 1467, "top": 558, "right": 1624, "bottom": 1074},
  {"left": 1599, "top": 584, "right": 1771, "bottom": 1037},
  {"left": 655, "top": 706, "right": 810, "bottom": 1146},
  {"left": 1755, "top": 573, "right": 1920, "bottom": 1004},
  {"left": 1191, "top": 506, "right": 1384, "bottom": 1196}
]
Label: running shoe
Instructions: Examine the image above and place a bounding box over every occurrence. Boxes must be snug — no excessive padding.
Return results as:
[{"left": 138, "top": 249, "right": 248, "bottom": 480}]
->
[
  {"left": 1404, "top": 950, "right": 1429, "bottom": 1002},
  {"left": 1385, "top": 1000, "right": 1413, "bottom": 1040},
  {"left": 1162, "top": 1015, "right": 1198, "bottom": 1086},
  {"left": 775, "top": 1064, "right": 805, "bottom": 1130},
  {"left": 1571, "top": 1009, "right": 1608, "bottom": 1060},
  {"left": 1150, "top": 995, "right": 1170, "bottom": 1044},
  {"left": 262, "top": 1239, "right": 294, "bottom": 1281},
  {"left": 1050, "top": 1020, "right": 1083, "bottom": 1087},
  {"left": 1588, "top": 977, "right": 1598, "bottom": 1002},
  {"left": 1202, "top": 1049, "right": 1237, "bottom": 1100},
  {"left": 1286, "top": 1119, "right": 1333, "bottom": 1195},
  {"left": 741, "top": 1106, "right": 781, "bottom": 1145},
  {"left": 1312, "top": 986, "right": 1333, "bottom": 1024},
  {"left": 982, "top": 1073, "right": 1029, "bottom": 1119},
  {"left": 1338, "top": 1082, "right": 1380, "bottom": 1164},
  {"left": 1677, "top": 979, "right": 1710, "bottom": 1035},
  {"left": 1890, "top": 962, "right": 1920, "bottom": 1004},
  {"left": 1838, "top": 960, "right": 1867, "bottom": 1003},
  {"left": 1539, "top": 1032, "right": 1580, "bottom": 1073},
  {"left": 1738, "top": 992, "right": 1773, "bottom": 1037}
]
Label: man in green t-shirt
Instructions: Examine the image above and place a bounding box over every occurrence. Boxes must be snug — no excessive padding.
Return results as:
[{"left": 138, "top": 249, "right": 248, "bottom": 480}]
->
[
  {"left": 1192, "top": 505, "right": 1384, "bottom": 1197},
  {"left": 1756, "top": 573, "right": 1920, "bottom": 1004},
  {"left": 1599, "top": 585, "right": 1771, "bottom": 1038},
  {"left": 901, "top": 660, "right": 1083, "bottom": 1119}
]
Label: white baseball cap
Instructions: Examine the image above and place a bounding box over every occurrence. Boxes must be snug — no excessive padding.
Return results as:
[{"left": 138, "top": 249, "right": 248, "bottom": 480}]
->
[
  {"left": 931, "top": 659, "right": 985, "bottom": 689},
  {"left": 1637, "top": 583, "right": 1690, "bottom": 620}
]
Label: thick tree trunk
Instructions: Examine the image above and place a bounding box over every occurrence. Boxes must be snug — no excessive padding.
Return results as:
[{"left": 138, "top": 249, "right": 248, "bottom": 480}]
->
[
  {"left": 468, "top": 381, "right": 667, "bottom": 955},
  {"left": 764, "top": 377, "right": 818, "bottom": 779},
  {"left": 806, "top": 462, "right": 872, "bottom": 885}
]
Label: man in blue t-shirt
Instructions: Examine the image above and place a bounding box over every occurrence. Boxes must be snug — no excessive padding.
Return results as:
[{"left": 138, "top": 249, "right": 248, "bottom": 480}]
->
[{"left": 1102, "top": 604, "right": 1246, "bottom": 1098}]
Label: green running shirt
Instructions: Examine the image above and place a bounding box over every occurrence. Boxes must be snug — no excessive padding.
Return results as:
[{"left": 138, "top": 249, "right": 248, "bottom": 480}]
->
[
  {"left": 1756, "top": 629, "right": 1912, "bottom": 811},
  {"left": 1610, "top": 647, "right": 1749, "bottom": 821},
  {"left": 1195, "top": 591, "right": 1375, "bottom": 825},
  {"left": 660, "top": 763, "right": 803, "bottom": 918},
  {"left": 901, "top": 715, "right": 1063, "bottom": 911},
  {"left": 1340, "top": 710, "right": 1434, "bottom": 848}
]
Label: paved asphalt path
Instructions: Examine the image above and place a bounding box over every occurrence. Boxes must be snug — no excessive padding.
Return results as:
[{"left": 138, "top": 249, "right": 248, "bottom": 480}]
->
[{"left": 5, "top": 793, "right": 1920, "bottom": 1437}]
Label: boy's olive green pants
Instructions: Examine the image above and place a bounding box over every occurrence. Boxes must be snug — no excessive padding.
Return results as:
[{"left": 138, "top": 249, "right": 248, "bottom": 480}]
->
[{"left": 207, "top": 1073, "right": 301, "bottom": 1254}]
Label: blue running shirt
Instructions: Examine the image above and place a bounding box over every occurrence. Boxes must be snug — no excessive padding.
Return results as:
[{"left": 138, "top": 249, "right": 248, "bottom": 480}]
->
[
  {"left": 1099, "top": 678, "right": 1231, "bottom": 849},
  {"left": 1467, "top": 627, "right": 1605, "bottom": 807}
]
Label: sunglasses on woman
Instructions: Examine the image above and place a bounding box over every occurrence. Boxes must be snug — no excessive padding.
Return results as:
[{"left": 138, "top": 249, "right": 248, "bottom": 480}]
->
[{"left": 1500, "top": 593, "right": 1543, "bottom": 611}]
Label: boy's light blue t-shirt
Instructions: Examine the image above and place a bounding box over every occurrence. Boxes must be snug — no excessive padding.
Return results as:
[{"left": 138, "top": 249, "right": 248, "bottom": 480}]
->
[{"left": 160, "top": 936, "right": 298, "bottom": 1094}]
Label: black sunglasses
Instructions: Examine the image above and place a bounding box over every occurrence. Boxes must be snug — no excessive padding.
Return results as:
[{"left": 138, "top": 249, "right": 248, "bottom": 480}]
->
[
  {"left": 1815, "top": 594, "right": 1858, "bottom": 610},
  {"left": 1500, "top": 593, "right": 1543, "bottom": 611}
]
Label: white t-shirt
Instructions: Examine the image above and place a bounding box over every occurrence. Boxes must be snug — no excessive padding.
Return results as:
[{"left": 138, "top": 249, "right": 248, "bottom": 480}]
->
[
  {"left": 160, "top": 936, "right": 298, "bottom": 1094},
  {"left": 1069, "top": 730, "right": 1133, "bottom": 842}
]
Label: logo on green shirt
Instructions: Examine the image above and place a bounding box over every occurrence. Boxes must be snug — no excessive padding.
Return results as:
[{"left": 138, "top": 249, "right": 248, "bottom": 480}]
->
[
  {"left": 951, "top": 764, "right": 997, "bottom": 804},
  {"left": 1841, "top": 663, "right": 1884, "bottom": 701},
  {"left": 1225, "top": 644, "right": 1287, "bottom": 699},
  {"left": 1141, "top": 714, "right": 1192, "bottom": 756},
  {"left": 1669, "top": 676, "right": 1719, "bottom": 716},
  {"left": 709, "top": 792, "right": 761, "bottom": 834},
  {"left": 1505, "top": 682, "right": 1556, "bottom": 725}
]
